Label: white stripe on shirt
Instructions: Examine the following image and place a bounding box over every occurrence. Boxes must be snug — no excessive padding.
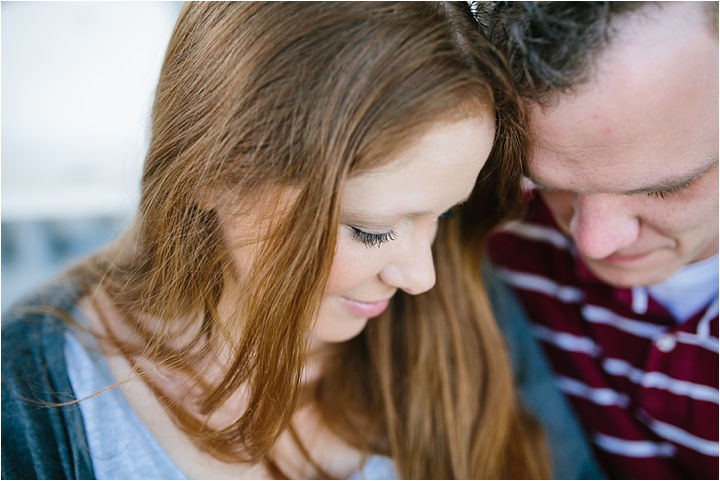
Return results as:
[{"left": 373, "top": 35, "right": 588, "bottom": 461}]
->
[
  {"left": 531, "top": 325, "right": 601, "bottom": 357},
  {"left": 502, "top": 221, "right": 572, "bottom": 250},
  {"left": 556, "top": 375, "right": 629, "bottom": 407},
  {"left": 582, "top": 305, "right": 667, "bottom": 339},
  {"left": 602, "top": 358, "right": 719, "bottom": 404},
  {"left": 638, "top": 411, "right": 720, "bottom": 457},
  {"left": 697, "top": 298, "right": 719, "bottom": 339},
  {"left": 592, "top": 432, "right": 676, "bottom": 458},
  {"left": 676, "top": 331, "right": 719, "bottom": 353},
  {"left": 496, "top": 268, "right": 584, "bottom": 303}
]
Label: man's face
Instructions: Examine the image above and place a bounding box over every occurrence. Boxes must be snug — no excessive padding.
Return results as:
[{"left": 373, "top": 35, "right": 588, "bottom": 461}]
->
[{"left": 526, "top": 3, "right": 718, "bottom": 288}]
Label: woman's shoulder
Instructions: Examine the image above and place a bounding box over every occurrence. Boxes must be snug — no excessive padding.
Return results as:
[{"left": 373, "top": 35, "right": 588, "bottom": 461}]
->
[
  {"left": 3, "top": 278, "right": 83, "bottom": 374},
  {"left": 1, "top": 276, "right": 95, "bottom": 480},
  {"left": 4, "top": 274, "right": 83, "bottom": 316},
  {"left": 2, "top": 277, "right": 81, "bottom": 369}
]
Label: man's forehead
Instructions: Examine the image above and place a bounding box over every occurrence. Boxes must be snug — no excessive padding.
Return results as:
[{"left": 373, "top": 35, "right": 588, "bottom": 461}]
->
[
  {"left": 524, "top": 34, "right": 718, "bottom": 196},
  {"left": 524, "top": 0, "right": 717, "bottom": 182}
]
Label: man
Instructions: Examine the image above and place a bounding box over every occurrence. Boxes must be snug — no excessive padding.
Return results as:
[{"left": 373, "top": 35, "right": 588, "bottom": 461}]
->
[{"left": 480, "top": 2, "right": 718, "bottom": 479}]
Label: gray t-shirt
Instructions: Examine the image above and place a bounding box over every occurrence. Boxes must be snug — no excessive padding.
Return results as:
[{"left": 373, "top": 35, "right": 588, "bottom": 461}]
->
[{"left": 64, "top": 327, "right": 396, "bottom": 480}]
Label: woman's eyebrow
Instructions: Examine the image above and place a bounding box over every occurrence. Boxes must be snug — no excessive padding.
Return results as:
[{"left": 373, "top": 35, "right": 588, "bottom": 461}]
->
[
  {"left": 395, "top": 194, "right": 474, "bottom": 219},
  {"left": 346, "top": 195, "right": 473, "bottom": 222}
]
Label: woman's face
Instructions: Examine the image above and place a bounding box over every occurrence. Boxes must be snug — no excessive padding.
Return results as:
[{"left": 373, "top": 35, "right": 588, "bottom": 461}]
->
[
  {"left": 217, "top": 115, "right": 495, "bottom": 346},
  {"left": 313, "top": 115, "right": 495, "bottom": 344}
]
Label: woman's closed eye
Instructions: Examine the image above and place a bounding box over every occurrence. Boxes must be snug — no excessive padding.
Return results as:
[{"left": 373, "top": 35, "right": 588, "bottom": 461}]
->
[
  {"left": 349, "top": 209, "right": 455, "bottom": 248},
  {"left": 350, "top": 227, "right": 398, "bottom": 248}
]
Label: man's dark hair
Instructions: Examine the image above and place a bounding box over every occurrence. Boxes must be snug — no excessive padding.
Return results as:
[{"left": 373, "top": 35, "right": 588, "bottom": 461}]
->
[{"left": 474, "top": 2, "right": 645, "bottom": 106}]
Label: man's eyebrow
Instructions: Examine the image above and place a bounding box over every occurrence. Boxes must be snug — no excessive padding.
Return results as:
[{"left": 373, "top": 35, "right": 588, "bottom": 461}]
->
[
  {"left": 622, "top": 158, "right": 718, "bottom": 195},
  {"left": 525, "top": 158, "right": 719, "bottom": 194}
]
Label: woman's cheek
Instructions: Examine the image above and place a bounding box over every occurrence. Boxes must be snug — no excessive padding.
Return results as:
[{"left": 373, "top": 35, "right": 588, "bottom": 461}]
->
[{"left": 324, "top": 235, "right": 378, "bottom": 296}]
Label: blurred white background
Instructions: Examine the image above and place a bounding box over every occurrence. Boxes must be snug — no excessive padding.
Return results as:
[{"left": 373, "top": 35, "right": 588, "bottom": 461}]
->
[{"left": 2, "top": 1, "right": 182, "bottom": 311}]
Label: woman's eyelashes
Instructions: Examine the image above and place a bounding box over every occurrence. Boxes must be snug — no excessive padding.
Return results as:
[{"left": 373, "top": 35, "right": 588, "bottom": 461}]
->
[
  {"left": 350, "top": 227, "right": 398, "bottom": 248},
  {"left": 348, "top": 210, "right": 456, "bottom": 248}
]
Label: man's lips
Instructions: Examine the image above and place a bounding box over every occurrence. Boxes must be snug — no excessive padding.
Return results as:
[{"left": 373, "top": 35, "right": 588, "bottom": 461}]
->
[
  {"left": 338, "top": 297, "right": 391, "bottom": 318},
  {"left": 600, "top": 251, "right": 652, "bottom": 264}
]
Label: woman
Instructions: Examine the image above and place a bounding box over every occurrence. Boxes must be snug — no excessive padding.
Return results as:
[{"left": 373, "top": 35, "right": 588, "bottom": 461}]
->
[{"left": 2, "top": 2, "right": 593, "bottom": 479}]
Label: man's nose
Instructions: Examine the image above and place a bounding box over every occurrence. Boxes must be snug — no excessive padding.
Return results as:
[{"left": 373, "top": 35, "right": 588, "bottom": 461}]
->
[
  {"left": 569, "top": 194, "right": 640, "bottom": 259},
  {"left": 379, "top": 229, "right": 437, "bottom": 296}
]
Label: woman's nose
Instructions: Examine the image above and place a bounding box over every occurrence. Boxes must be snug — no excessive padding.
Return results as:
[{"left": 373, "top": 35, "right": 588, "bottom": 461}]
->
[{"left": 379, "top": 227, "right": 437, "bottom": 295}]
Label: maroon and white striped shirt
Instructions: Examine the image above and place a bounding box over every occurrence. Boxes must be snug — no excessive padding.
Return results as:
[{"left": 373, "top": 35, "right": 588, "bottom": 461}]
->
[{"left": 487, "top": 194, "right": 719, "bottom": 479}]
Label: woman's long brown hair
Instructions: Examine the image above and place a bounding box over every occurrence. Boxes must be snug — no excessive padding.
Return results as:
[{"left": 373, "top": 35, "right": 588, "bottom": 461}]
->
[{"left": 74, "top": 2, "right": 548, "bottom": 478}]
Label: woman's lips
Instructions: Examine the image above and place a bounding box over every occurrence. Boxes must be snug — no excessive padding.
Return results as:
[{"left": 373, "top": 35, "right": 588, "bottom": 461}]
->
[{"left": 339, "top": 297, "right": 391, "bottom": 318}]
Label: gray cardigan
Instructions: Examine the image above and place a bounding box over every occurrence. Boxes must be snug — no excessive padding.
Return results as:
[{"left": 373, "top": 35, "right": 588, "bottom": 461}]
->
[{"left": 1, "top": 266, "right": 603, "bottom": 479}]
